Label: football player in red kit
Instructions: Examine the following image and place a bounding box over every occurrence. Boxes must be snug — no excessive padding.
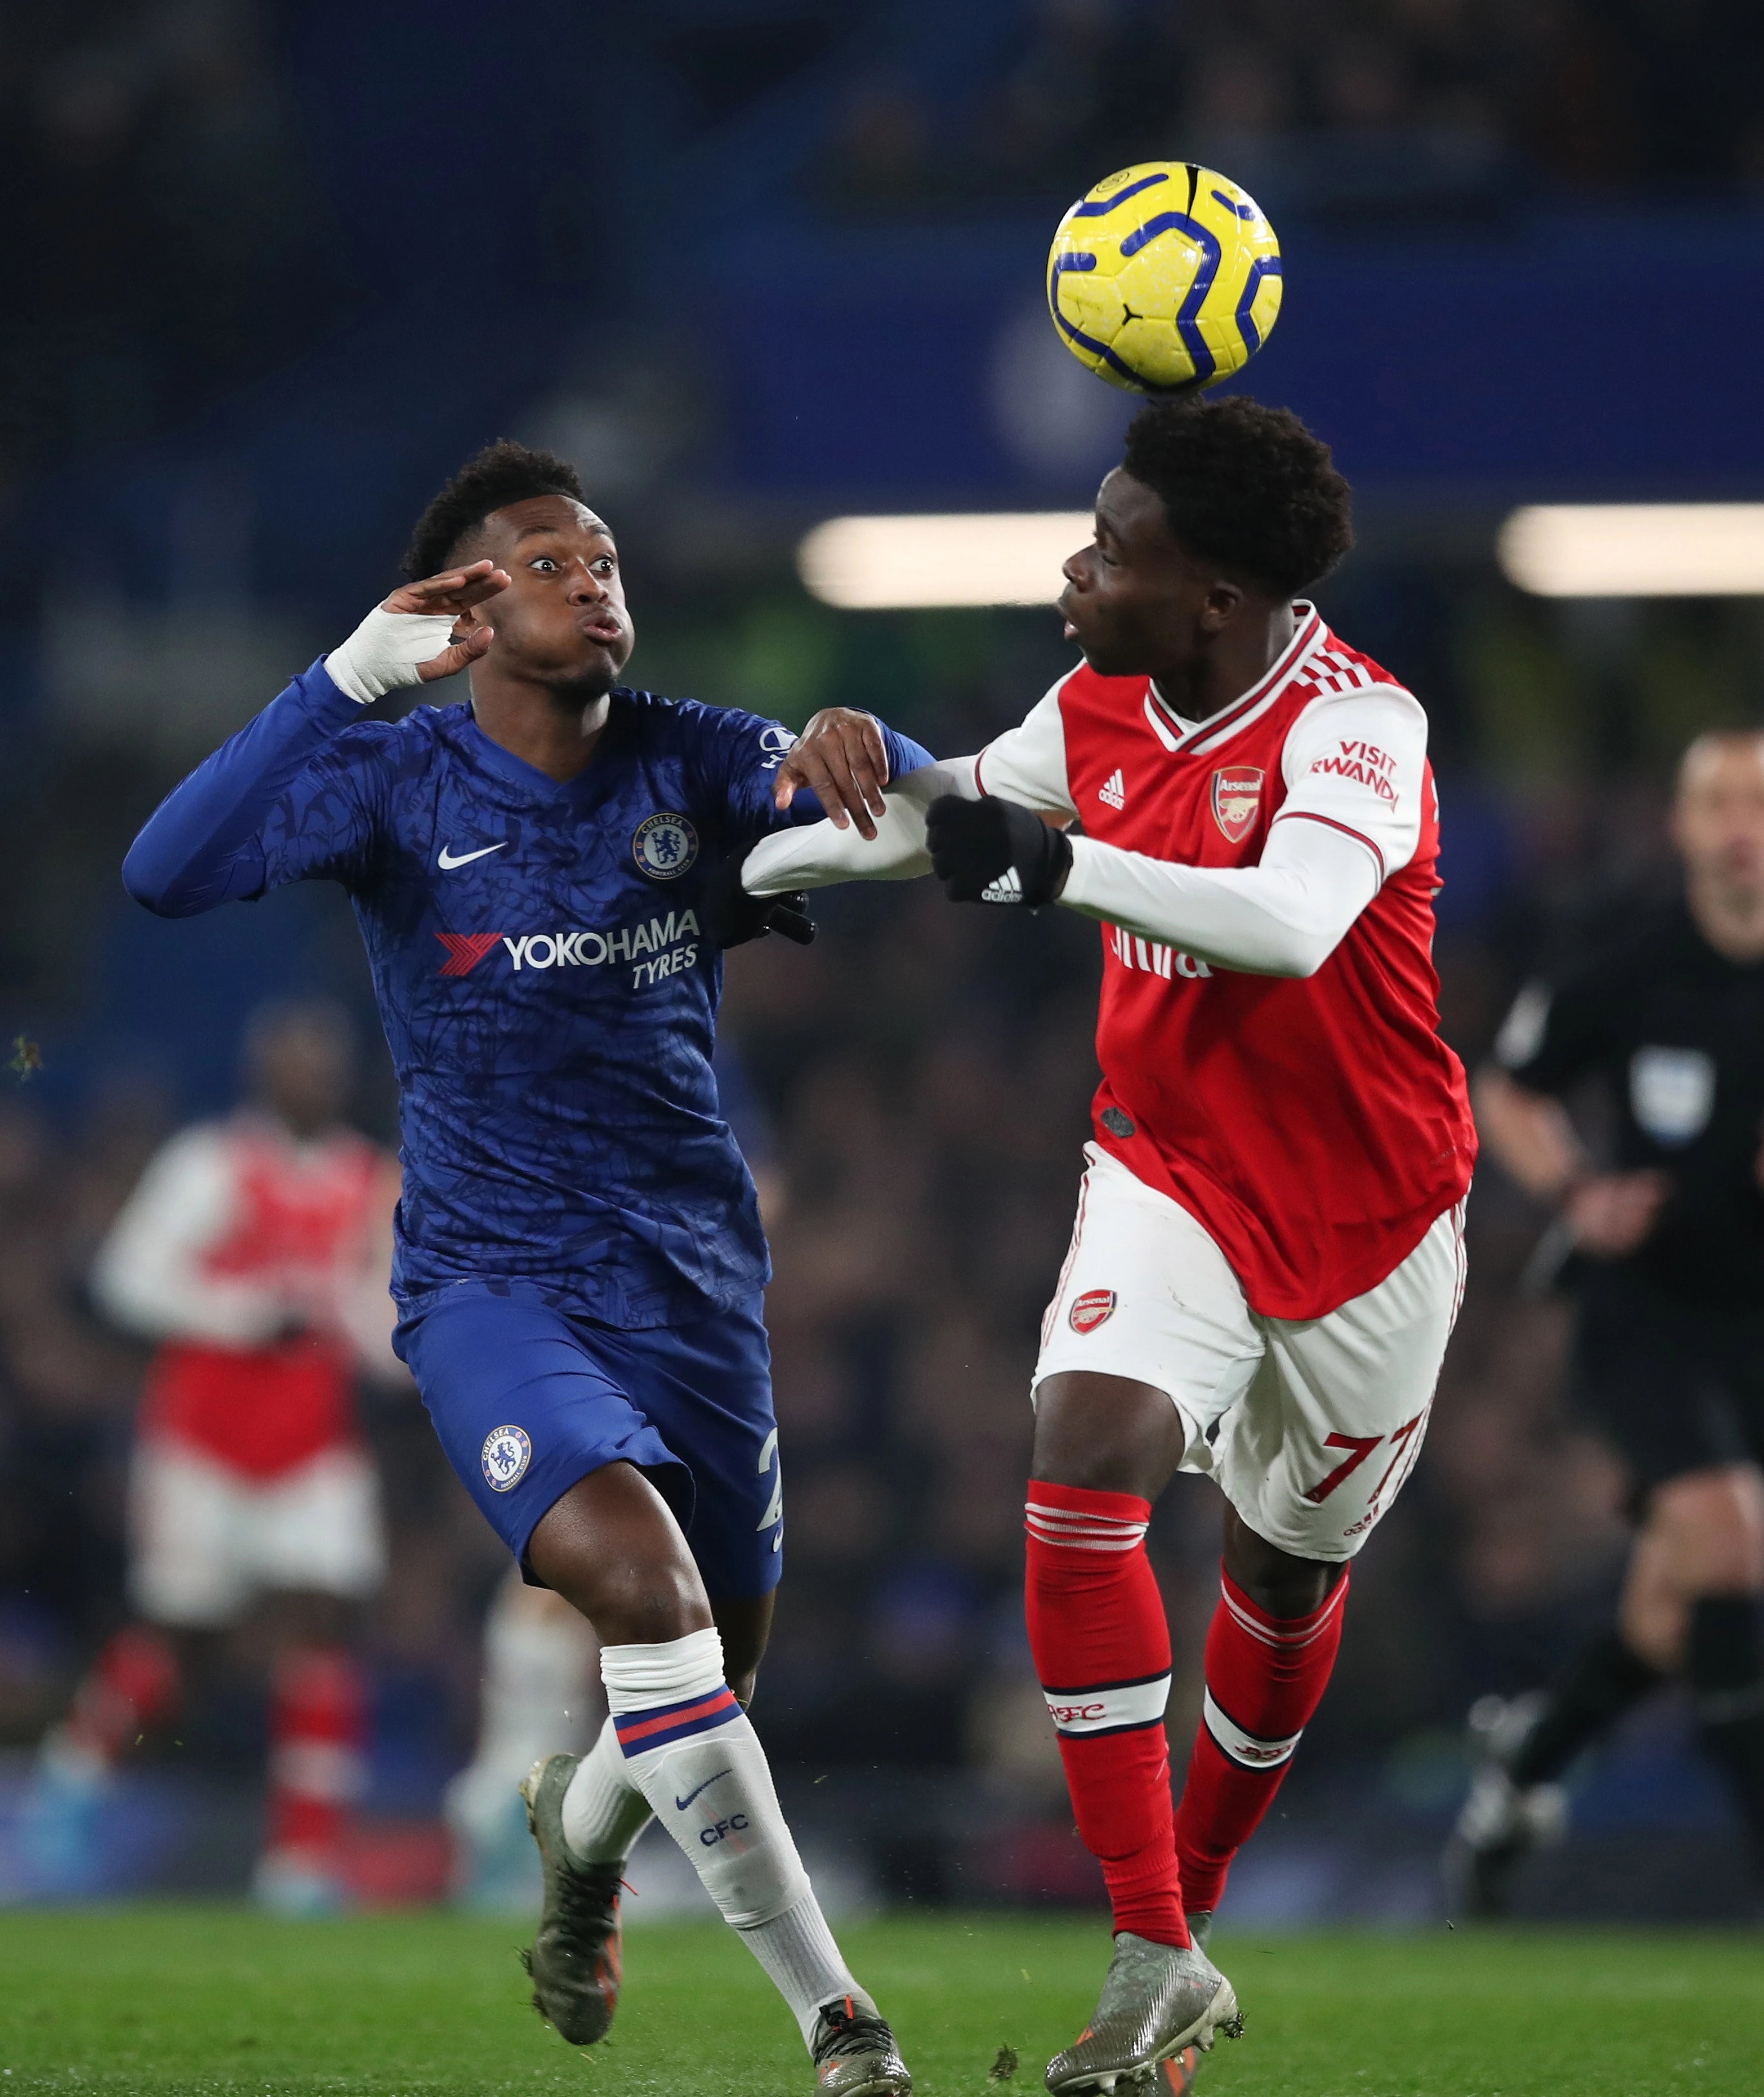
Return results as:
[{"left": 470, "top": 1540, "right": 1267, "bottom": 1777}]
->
[
  {"left": 28, "top": 999, "right": 403, "bottom": 1911},
  {"left": 739, "top": 397, "right": 1475, "bottom": 2091}
]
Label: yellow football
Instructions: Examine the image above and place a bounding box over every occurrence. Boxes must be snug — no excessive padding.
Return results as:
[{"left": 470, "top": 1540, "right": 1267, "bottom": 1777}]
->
[{"left": 1046, "top": 162, "right": 1283, "bottom": 394}]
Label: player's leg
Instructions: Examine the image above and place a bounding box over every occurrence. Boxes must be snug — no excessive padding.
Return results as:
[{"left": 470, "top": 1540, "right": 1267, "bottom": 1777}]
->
[
  {"left": 562, "top": 1300, "right": 907, "bottom": 2092},
  {"left": 246, "top": 1445, "right": 385, "bottom": 1911},
  {"left": 401, "top": 1283, "right": 906, "bottom": 2086},
  {"left": 1179, "top": 1200, "right": 1465, "bottom": 1922},
  {"left": 545, "top": 1592, "right": 771, "bottom": 1889},
  {"left": 527, "top": 1466, "right": 905, "bottom": 2087},
  {"left": 24, "top": 1436, "right": 236, "bottom": 1890},
  {"left": 1167, "top": 1502, "right": 1349, "bottom": 1925},
  {"left": 1623, "top": 1463, "right": 1764, "bottom": 1884},
  {"left": 1028, "top": 1150, "right": 1258, "bottom": 2091},
  {"left": 1029, "top": 1371, "right": 1191, "bottom": 1944},
  {"left": 1447, "top": 1292, "right": 1757, "bottom": 1913}
]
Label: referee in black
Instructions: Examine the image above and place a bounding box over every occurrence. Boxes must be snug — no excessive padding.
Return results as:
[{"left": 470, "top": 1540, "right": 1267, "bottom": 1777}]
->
[{"left": 1446, "top": 728, "right": 1764, "bottom": 1915}]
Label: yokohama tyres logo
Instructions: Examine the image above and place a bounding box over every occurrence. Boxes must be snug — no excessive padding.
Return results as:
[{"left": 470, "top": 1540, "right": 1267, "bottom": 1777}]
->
[{"left": 435, "top": 911, "right": 702, "bottom": 989}]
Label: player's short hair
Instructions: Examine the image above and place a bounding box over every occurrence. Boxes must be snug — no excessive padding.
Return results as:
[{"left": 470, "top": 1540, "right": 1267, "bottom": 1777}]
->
[
  {"left": 403, "top": 440, "right": 588, "bottom": 581},
  {"left": 1120, "top": 395, "right": 1354, "bottom": 599},
  {"left": 1679, "top": 727, "right": 1764, "bottom": 790}
]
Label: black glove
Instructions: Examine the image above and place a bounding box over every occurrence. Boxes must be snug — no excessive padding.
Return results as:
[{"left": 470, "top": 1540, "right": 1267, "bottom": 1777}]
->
[
  {"left": 925, "top": 795, "right": 1073, "bottom": 907},
  {"left": 700, "top": 843, "right": 816, "bottom": 950}
]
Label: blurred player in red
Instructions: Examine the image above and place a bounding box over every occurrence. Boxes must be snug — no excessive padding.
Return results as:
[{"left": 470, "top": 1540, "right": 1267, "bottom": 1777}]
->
[
  {"left": 741, "top": 397, "right": 1476, "bottom": 2091},
  {"left": 28, "top": 998, "right": 403, "bottom": 1911}
]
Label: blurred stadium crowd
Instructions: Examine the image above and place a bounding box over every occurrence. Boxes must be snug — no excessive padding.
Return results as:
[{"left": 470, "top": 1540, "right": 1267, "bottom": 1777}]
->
[
  {"left": 825, "top": 0, "right": 1764, "bottom": 217},
  {"left": 10, "top": 0, "right": 1764, "bottom": 479},
  {"left": 5, "top": 0, "right": 1764, "bottom": 1913}
]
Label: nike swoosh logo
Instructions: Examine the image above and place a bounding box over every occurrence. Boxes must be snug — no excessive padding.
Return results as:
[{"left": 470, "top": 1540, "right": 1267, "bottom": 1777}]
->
[
  {"left": 674, "top": 1768, "right": 732, "bottom": 1812},
  {"left": 437, "top": 842, "right": 508, "bottom": 870}
]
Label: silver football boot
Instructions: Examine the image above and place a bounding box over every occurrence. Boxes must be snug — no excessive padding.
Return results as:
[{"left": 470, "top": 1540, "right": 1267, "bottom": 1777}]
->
[
  {"left": 809, "top": 1996, "right": 912, "bottom": 2094},
  {"left": 1044, "top": 1931, "right": 1242, "bottom": 2094}
]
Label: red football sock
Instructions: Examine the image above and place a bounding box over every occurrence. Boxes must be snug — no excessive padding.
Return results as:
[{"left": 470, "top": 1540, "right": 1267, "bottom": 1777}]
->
[
  {"left": 265, "top": 1648, "right": 367, "bottom": 1860},
  {"left": 1172, "top": 1565, "right": 1349, "bottom": 1913},
  {"left": 59, "top": 1627, "right": 181, "bottom": 1768},
  {"left": 1024, "top": 1482, "right": 1187, "bottom": 1947}
]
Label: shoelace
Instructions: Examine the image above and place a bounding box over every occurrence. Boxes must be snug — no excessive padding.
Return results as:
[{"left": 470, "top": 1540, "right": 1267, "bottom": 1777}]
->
[
  {"left": 555, "top": 1857, "right": 622, "bottom": 1938},
  {"left": 816, "top": 2002, "right": 896, "bottom": 2062}
]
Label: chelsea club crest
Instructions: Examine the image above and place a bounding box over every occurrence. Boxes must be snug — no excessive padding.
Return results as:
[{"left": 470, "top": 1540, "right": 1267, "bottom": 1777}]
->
[
  {"left": 633, "top": 812, "right": 699, "bottom": 880},
  {"left": 481, "top": 1425, "right": 532, "bottom": 1493}
]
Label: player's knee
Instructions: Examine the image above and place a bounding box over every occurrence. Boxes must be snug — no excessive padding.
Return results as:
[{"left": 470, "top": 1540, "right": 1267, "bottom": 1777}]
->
[
  {"left": 1031, "top": 1372, "right": 1188, "bottom": 1500},
  {"left": 1222, "top": 1507, "right": 1342, "bottom": 1618},
  {"left": 535, "top": 1545, "right": 709, "bottom": 1648}
]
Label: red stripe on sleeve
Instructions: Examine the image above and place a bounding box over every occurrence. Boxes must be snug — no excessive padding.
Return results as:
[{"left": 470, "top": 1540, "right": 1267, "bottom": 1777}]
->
[{"left": 1269, "top": 809, "right": 1385, "bottom": 882}]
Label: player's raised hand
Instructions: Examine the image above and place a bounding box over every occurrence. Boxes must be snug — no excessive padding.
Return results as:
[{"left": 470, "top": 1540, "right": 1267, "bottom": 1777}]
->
[
  {"left": 325, "top": 559, "right": 511, "bottom": 702},
  {"left": 773, "top": 708, "right": 891, "bottom": 838}
]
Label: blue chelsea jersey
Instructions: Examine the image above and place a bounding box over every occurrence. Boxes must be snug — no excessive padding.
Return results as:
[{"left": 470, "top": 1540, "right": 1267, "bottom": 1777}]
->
[{"left": 124, "top": 661, "right": 932, "bottom": 1329}]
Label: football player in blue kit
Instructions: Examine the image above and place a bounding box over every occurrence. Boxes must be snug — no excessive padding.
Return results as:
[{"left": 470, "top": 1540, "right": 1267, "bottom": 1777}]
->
[{"left": 121, "top": 441, "right": 928, "bottom": 2095}]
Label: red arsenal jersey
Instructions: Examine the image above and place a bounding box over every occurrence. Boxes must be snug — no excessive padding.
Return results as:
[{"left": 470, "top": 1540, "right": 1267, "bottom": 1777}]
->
[
  {"left": 977, "top": 606, "right": 1476, "bottom": 1320},
  {"left": 94, "top": 1114, "right": 388, "bottom": 1476}
]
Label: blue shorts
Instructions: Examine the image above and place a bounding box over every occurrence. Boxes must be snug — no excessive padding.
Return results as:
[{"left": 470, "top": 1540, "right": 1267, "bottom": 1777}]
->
[{"left": 393, "top": 1280, "right": 783, "bottom": 1600}]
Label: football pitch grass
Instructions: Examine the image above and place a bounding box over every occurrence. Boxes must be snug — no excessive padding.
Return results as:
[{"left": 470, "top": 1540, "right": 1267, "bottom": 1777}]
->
[{"left": 0, "top": 1908, "right": 1759, "bottom": 2097}]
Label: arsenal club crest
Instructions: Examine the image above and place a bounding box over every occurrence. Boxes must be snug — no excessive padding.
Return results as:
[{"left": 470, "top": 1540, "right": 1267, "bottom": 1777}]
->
[
  {"left": 1211, "top": 767, "right": 1264, "bottom": 844},
  {"left": 1069, "top": 1289, "right": 1117, "bottom": 1334}
]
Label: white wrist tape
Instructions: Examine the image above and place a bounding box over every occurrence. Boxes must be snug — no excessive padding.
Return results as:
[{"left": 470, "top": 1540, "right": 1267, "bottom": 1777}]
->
[{"left": 324, "top": 603, "right": 460, "bottom": 704}]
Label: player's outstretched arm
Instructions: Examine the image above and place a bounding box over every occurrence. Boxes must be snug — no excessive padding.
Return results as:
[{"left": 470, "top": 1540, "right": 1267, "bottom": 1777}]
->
[
  {"left": 928, "top": 685, "right": 1425, "bottom": 976},
  {"left": 743, "top": 758, "right": 977, "bottom": 896},
  {"left": 744, "top": 677, "right": 1076, "bottom": 896},
  {"left": 1055, "top": 815, "right": 1381, "bottom": 974},
  {"left": 123, "top": 565, "right": 506, "bottom": 916}
]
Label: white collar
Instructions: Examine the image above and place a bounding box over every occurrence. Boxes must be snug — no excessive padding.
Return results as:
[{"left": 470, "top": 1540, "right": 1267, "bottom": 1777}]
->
[{"left": 1142, "top": 604, "right": 1322, "bottom": 757}]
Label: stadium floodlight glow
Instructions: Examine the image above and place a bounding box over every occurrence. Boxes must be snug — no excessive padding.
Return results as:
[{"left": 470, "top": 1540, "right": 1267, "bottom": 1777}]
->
[
  {"left": 797, "top": 512, "right": 1093, "bottom": 610},
  {"left": 1499, "top": 504, "right": 1764, "bottom": 597}
]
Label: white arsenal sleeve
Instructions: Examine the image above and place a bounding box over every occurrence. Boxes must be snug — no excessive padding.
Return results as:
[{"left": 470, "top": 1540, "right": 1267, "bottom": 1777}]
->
[
  {"left": 743, "top": 679, "right": 1076, "bottom": 895},
  {"left": 1059, "top": 686, "right": 1428, "bottom": 976},
  {"left": 91, "top": 1124, "right": 290, "bottom": 1348}
]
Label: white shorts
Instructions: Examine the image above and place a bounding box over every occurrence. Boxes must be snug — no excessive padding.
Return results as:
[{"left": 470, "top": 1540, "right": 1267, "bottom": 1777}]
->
[
  {"left": 128, "top": 1437, "right": 387, "bottom": 1627},
  {"left": 1033, "top": 1146, "right": 1466, "bottom": 1560}
]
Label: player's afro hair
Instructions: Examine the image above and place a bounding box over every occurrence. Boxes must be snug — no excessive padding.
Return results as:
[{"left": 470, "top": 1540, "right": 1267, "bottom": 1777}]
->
[
  {"left": 1120, "top": 396, "right": 1353, "bottom": 599},
  {"left": 403, "top": 440, "right": 588, "bottom": 581}
]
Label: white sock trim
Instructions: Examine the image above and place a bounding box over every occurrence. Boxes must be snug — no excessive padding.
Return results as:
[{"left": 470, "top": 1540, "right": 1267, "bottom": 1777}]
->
[{"left": 600, "top": 1627, "right": 726, "bottom": 1710}]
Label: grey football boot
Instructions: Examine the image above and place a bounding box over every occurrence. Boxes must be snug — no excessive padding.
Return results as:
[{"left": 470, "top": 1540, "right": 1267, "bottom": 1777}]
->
[
  {"left": 809, "top": 1996, "right": 913, "bottom": 2095},
  {"left": 1044, "top": 1932, "right": 1242, "bottom": 2094},
  {"left": 519, "top": 1753, "right": 626, "bottom": 2045}
]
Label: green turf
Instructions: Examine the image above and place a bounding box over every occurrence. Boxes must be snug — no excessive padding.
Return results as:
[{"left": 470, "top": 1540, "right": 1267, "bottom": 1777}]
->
[{"left": 0, "top": 1906, "right": 1758, "bottom": 2096}]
